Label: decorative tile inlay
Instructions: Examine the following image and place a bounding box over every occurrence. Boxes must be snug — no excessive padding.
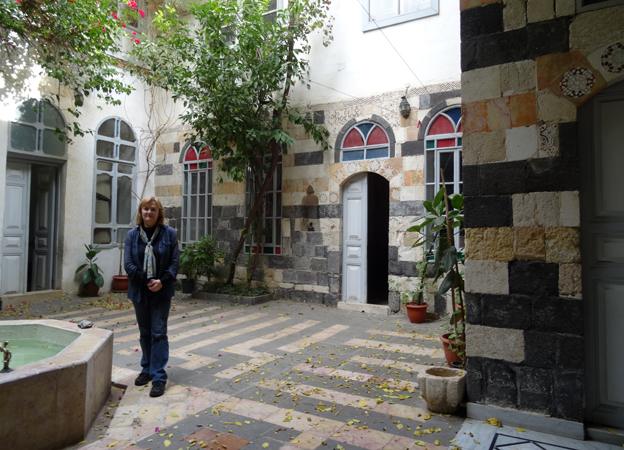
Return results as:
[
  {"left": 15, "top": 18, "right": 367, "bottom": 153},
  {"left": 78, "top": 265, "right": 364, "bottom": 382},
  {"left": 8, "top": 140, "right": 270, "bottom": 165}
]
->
[
  {"left": 538, "top": 122, "right": 559, "bottom": 158},
  {"left": 559, "top": 67, "right": 595, "bottom": 98},
  {"left": 488, "top": 433, "right": 578, "bottom": 450},
  {"left": 601, "top": 42, "right": 624, "bottom": 73}
]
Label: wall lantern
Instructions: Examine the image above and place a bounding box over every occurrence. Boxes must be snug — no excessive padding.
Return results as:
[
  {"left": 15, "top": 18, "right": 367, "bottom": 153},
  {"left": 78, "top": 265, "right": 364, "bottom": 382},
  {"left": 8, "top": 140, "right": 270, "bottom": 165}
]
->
[{"left": 399, "top": 95, "right": 411, "bottom": 118}]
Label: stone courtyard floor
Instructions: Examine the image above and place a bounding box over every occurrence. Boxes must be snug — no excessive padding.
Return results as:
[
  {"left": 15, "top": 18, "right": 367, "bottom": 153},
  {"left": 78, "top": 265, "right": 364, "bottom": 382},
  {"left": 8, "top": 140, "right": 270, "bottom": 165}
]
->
[{"left": 2, "top": 293, "right": 464, "bottom": 449}]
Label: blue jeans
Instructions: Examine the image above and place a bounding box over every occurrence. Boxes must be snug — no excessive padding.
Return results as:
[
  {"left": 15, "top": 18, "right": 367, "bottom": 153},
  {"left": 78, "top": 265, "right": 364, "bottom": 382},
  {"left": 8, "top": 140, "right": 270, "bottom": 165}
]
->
[{"left": 132, "top": 296, "right": 171, "bottom": 383}]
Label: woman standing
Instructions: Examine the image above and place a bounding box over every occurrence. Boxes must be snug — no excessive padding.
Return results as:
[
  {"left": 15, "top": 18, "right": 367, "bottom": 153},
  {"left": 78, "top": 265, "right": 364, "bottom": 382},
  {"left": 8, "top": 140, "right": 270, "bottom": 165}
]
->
[{"left": 124, "top": 197, "right": 179, "bottom": 397}]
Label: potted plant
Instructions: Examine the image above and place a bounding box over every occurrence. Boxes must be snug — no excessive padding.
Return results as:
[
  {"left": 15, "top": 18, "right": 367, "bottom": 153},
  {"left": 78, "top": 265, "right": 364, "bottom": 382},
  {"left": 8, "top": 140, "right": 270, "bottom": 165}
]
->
[
  {"left": 408, "top": 182, "right": 465, "bottom": 367},
  {"left": 401, "top": 258, "right": 429, "bottom": 323},
  {"left": 179, "top": 244, "right": 199, "bottom": 294},
  {"left": 75, "top": 244, "right": 105, "bottom": 297},
  {"left": 179, "top": 235, "right": 223, "bottom": 294},
  {"left": 111, "top": 243, "right": 128, "bottom": 292}
]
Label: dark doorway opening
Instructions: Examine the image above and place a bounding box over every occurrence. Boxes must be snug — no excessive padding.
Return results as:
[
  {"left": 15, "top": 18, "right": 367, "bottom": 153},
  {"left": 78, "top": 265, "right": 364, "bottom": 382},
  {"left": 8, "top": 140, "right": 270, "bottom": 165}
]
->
[
  {"left": 27, "top": 164, "right": 57, "bottom": 292},
  {"left": 367, "top": 173, "right": 389, "bottom": 304}
]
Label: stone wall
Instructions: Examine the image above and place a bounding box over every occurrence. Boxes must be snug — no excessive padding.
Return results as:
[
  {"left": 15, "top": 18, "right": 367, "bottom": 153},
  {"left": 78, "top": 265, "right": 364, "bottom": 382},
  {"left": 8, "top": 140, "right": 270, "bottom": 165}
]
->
[
  {"left": 154, "top": 83, "right": 462, "bottom": 311},
  {"left": 460, "top": 0, "right": 624, "bottom": 422}
]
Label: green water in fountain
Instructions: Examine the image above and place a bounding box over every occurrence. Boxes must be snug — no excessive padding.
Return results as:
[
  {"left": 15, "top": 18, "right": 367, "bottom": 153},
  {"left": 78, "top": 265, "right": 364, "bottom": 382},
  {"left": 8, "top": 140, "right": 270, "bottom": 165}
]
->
[
  {"left": 0, "top": 324, "right": 79, "bottom": 370},
  {"left": 5, "top": 339, "right": 66, "bottom": 369}
]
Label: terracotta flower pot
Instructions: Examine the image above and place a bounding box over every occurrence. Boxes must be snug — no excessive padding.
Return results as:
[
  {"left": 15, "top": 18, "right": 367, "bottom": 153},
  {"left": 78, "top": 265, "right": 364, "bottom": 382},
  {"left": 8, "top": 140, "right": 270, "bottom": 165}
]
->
[
  {"left": 80, "top": 281, "right": 100, "bottom": 297},
  {"left": 405, "top": 302, "right": 428, "bottom": 323},
  {"left": 440, "top": 333, "right": 461, "bottom": 366},
  {"left": 111, "top": 275, "right": 128, "bottom": 293}
]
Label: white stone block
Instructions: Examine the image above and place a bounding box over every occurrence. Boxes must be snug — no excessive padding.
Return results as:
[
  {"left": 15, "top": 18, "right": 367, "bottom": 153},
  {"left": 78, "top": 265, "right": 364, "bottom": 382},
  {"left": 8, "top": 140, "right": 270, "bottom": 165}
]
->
[
  {"left": 464, "top": 260, "right": 509, "bottom": 295},
  {"left": 461, "top": 66, "right": 501, "bottom": 102},
  {"left": 402, "top": 155, "right": 423, "bottom": 171},
  {"left": 527, "top": 0, "right": 554, "bottom": 23},
  {"left": 560, "top": 191, "right": 580, "bottom": 227},
  {"left": 501, "top": 60, "right": 536, "bottom": 96},
  {"left": 400, "top": 186, "right": 419, "bottom": 202},
  {"left": 506, "top": 125, "right": 538, "bottom": 161},
  {"left": 534, "top": 191, "right": 560, "bottom": 226},
  {"left": 503, "top": 0, "right": 527, "bottom": 31},
  {"left": 513, "top": 192, "right": 560, "bottom": 227},
  {"left": 466, "top": 325, "right": 525, "bottom": 364},
  {"left": 537, "top": 90, "right": 577, "bottom": 123}
]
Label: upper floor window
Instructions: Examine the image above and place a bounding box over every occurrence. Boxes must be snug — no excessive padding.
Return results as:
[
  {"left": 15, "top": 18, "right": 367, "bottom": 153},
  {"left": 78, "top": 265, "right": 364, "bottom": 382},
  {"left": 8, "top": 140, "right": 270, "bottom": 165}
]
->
[
  {"left": 10, "top": 99, "right": 66, "bottom": 158},
  {"left": 264, "top": 0, "right": 285, "bottom": 22},
  {"left": 93, "top": 118, "right": 137, "bottom": 245},
  {"left": 363, "top": 0, "right": 439, "bottom": 31},
  {"left": 425, "top": 106, "right": 462, "bottom": 199},
  {"left": 180, "top": 142, "right": 213, "bottom": 243},
  {"left": 340, "top": 121, "right": 390, "bottom": 162}
]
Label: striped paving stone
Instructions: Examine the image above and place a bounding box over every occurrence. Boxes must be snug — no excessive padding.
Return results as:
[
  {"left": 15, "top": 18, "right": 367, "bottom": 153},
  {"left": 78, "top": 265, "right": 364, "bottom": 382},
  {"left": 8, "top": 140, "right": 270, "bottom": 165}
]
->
[
  {"left": 58, "top": 299, "right": 464, "bottom": 449},
  {"left": 277, "top": 324, "right": 349, "bottom": 352},
  {"left": 113, "top": 305, "right": 231, "bottom": 343},
  {"left": 345, "top": 338, "right": 444, "bottom": 358},
  {"left": 257, "top": 379, "right": 428, "bottom": 420},
  {"left": 173, "top": 315, "right": 291, "bottom": 355},
  {"left": 214, "top": 320, "right": 321, "bottom": 379},
  {"left": 169, "top": 315, "right": 293, "bottom": 369},
  {"left": 350, "top": 355, "right": 435, "bottom": 375},
  {"left": 292, "top": 363, "right": 419, "bottom": 391},
  {"left": 45, "top": 306, "right": 105, "bottom": 319},
  {"left": 367, "top": 328, "right": 440, "bottom": 342},
  {"left": 116, "top": 310, "right": 267, "bottom": 355},
  {"left": 214, "top": 395, "right": 445, "bottom": 450}
]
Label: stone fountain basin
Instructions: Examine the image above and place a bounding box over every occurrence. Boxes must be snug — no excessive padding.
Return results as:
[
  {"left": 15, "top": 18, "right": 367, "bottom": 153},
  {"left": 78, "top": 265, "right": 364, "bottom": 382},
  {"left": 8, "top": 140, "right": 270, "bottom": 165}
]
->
[
  {"left": 418, "top": 366, "right": 466, "bottom": 414},
  {"left": 0, "top": 319, "right": 113, "bottom": 450}
]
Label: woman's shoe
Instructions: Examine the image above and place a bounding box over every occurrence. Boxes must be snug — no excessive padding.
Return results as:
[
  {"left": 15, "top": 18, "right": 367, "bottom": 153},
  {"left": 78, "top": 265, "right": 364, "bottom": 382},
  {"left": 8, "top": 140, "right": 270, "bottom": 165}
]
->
[
  {"left": 134, "top": 372, "right": 152, "bottom": 386},
  {"left": 150, "top": 381, "right": 166, "bottom": 397}
]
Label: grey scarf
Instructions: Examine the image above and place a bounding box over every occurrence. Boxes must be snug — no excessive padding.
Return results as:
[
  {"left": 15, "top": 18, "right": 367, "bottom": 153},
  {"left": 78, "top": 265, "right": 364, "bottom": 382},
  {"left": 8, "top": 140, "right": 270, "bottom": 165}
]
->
[{"left": 139, "top": 226, "right": 160, "bottom": 279}]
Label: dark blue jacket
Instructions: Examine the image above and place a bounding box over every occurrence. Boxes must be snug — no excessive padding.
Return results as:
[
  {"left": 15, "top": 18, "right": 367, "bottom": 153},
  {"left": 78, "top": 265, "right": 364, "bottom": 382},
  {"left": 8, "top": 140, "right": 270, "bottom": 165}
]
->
[{"left": 124, "top": 225, "right": 179, "bottom": 303}]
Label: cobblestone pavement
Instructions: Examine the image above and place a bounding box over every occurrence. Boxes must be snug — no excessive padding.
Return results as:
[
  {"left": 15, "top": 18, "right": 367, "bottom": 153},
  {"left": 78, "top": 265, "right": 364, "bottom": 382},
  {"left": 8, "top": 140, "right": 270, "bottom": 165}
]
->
[{"left": 3, "top": 294, "right": 465, "bottom": 449}]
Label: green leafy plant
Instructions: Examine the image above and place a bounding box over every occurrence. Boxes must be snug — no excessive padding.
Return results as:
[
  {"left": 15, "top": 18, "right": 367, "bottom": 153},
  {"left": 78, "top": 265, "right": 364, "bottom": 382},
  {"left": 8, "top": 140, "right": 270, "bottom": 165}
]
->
[
  {"left": 408, "top": 185, "right": 465, "bottom": 364},
  {"left": 75, "top": 244, "right": 105, "bottom": 288},
  {"left": 401, "top": 258, "right": 428, "bottom": 305},
  {"left": 0, "top": 0, "right": 144, "bottom": 136},
  {"left": 179, "top": 235, "right": 224, "bottom": 282},
  {"left": 132, "top": 0, "right": 333, "bottom": 285}
]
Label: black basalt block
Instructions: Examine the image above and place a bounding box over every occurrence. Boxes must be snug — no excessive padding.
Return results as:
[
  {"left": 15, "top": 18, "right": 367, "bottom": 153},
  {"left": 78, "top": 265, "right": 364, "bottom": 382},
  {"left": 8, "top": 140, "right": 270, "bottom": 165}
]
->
[{"left": 509, "top": 261, "right": 558, "bottom": 296}]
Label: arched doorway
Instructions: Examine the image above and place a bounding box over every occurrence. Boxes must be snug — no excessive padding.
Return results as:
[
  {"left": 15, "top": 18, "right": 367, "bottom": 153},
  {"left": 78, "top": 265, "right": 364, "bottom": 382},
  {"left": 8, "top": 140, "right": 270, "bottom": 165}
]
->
[
  {"left": 580, "top": 79, "right": 624, "bottom": 429},
  {"left": 341, "top": 172, "right": 389, "bottom": 305}
]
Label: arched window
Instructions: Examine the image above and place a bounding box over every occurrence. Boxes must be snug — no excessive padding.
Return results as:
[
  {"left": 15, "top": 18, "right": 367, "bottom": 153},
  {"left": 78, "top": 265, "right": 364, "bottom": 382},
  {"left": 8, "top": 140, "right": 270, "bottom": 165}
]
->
[
  {"left": 425, "top": 106, "right": 463, "bottom": 249},
  {"left": 180, "top": 142, "right": 213, "bottom": 243},
  {"left": 93, "top": 117, "right": 137, "bottom": 245},
  {"left": 340, "top": 121, "right": 390, "bottom": 161},
  {"left": 425, "top": 106, "right": 462, "bottom": 200},
  {"left": 10, "top": 98, "right": 66, "bottom": 158}
]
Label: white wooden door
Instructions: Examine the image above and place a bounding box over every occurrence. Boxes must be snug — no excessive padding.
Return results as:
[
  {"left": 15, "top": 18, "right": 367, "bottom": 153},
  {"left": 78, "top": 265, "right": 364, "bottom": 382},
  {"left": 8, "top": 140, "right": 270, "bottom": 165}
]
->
[
  {"left": 342, "top": 174, "right": 367, "bottom": 303},
  {"left": 29, "top": 166, "right": 56, "bottom": 291},
  {"left": 582, "top": 82, "right": 624, "bottom": 429},
  {"left": 1, "top": 162, "right": 30, "bottom": 294}
]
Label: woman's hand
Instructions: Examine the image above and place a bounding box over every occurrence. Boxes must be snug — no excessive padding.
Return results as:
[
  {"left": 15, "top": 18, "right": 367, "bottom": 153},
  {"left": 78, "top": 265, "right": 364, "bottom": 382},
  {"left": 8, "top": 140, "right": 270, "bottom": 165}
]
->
[{"left": 147, "top": 279, "right": 163, "bottom": 292}]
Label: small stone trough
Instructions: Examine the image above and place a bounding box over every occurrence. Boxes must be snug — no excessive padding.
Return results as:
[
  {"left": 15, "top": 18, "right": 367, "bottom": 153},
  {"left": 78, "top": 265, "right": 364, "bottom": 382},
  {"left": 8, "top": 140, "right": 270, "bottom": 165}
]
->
[{"left": 418, "top": 366, "right": 466, "bottom": 414}]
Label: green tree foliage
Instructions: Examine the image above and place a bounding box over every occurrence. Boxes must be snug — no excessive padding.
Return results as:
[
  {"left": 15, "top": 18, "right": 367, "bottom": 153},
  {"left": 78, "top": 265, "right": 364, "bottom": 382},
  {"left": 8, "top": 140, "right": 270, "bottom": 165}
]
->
[
  {"left": 0, "top": 0, "right": 139, "bottom": 134},
  {"left": 133, "top": 0, "right": 333, "bottom": 284}
]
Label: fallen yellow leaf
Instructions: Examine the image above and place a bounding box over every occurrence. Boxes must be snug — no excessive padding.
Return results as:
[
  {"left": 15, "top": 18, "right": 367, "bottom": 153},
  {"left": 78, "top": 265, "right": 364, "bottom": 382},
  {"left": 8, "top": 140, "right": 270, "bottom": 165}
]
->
[{"left": 486, "top": 417, "right": 502, "bottom": 427}]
